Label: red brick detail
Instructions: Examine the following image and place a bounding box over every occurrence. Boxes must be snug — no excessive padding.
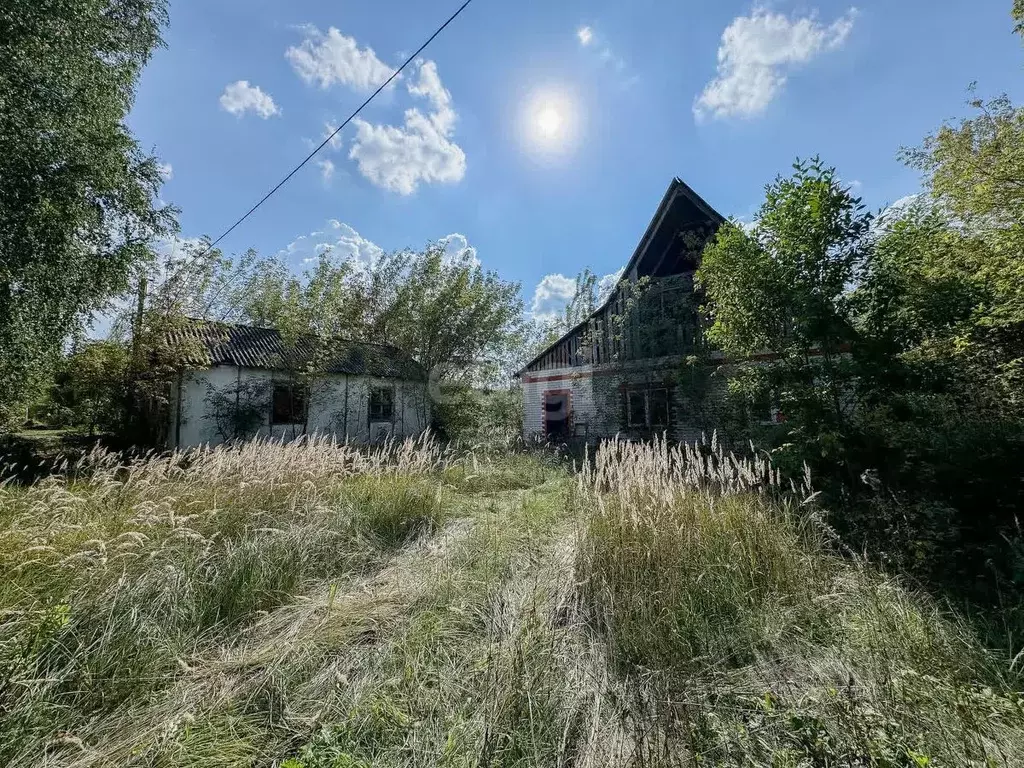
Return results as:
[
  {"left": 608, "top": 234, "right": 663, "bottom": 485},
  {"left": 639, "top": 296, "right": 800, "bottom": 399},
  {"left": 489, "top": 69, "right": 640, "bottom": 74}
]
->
[{"left": 521, "top": 345, "right": 852, "bottom": 384}]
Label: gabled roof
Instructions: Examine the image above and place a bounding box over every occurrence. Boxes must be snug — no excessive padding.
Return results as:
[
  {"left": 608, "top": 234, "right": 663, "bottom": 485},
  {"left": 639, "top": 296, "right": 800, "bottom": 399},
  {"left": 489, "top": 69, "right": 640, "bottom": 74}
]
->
[
  {"left": 518, "top": 178, "right": 726, "bottom": 375},
  {"left": 165, "top": 320, "right": 427, "bottom": 381}
]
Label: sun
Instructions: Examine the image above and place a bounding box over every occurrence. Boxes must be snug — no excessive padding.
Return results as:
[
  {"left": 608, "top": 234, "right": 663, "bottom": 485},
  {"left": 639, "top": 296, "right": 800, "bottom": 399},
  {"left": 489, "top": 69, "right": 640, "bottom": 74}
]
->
[
  {"left": 521, "top": 88, "right": 579, "bottom": 155},
  {"left": 536, "top": 106, "right": 563, "bottom": 139}
]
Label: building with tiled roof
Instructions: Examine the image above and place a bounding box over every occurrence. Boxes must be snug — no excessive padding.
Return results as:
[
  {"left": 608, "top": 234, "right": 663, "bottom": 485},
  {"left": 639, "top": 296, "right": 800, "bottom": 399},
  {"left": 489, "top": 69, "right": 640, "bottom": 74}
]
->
[{"left": 166, "top": 320, "right": 430, "bottom": 448}]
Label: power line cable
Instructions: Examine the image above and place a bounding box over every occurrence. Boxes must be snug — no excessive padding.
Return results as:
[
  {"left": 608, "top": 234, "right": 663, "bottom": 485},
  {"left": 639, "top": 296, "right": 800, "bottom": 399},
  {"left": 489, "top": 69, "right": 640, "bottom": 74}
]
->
[{"left": 201, "top": 0, "right": 477, "bottom": 255}]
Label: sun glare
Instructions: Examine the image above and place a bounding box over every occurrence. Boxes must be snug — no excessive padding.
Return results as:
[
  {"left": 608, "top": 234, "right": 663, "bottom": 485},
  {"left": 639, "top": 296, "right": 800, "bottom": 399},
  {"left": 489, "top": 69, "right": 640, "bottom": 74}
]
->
[
  {"left": 536, "top": 106, "right": 563, "bottom": 138},
  {"left": 522, "top": 89, "right": 578, "bottom": 156}
]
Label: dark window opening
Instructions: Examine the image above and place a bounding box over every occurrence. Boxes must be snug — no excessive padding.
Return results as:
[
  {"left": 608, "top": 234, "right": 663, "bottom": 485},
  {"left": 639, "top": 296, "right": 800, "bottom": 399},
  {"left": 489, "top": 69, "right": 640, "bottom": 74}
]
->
[
  {"left": 626, "top": 388, "right": 671, "bottom": 430},
  {"left": 369, "top": 387, "right": 395, "bottom": 421},
  {"left": 650, "top": 388, "right": 670, "bottom": 427},
  {"left": 272, "top": 384, "right": 307, "bottom": 425},
  {"left": 627, "top": 391, "right": 646, "bottom": 428},
  {"left": 544, "top": 392, "right": 571, "bottom": 438}
]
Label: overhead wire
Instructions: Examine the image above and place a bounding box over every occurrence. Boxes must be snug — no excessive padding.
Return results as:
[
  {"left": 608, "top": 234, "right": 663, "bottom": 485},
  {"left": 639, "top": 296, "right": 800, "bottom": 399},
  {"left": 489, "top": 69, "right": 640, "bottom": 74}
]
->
[{"left": 200, "top": 0, "right": 478, "bottom": 256}]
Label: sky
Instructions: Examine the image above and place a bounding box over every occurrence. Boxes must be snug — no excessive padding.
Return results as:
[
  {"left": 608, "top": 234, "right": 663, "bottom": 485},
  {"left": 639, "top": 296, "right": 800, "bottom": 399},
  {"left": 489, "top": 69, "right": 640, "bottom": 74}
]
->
[{"left": 128, "top": 0, "right": 1023, "bottom": 324}]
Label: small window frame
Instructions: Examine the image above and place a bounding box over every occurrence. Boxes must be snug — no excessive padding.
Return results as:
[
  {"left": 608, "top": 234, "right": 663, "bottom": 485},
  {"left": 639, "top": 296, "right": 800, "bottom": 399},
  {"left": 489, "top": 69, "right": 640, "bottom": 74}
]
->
[
  {"left": 271, "top": 383, "right": 307, "bottom": 426},
  {"left": 626, "top": 390, "right": 647, "bottom": 428},
  {"left": 369, "top": 386, "right": 395, "bottom": 422},
  {"left": 649, "top": 388, "right": 670, "bottom": 428},
  {"left": 625, "top": 387, "right": 671, "bottom": 430}
]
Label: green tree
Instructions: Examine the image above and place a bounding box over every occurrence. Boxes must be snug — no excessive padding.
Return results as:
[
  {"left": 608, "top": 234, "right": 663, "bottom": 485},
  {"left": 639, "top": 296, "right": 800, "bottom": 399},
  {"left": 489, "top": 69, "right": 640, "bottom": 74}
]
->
[
  {"left": 897, "top": 94, "right": 1024, "bottom": 410},
  {"left": 354, "top": 244, "right": 525, "bottom": 384},
  {"left": 238, "top": 253, "right": 359, "bottom": 436},
  {"left": 0, "top": 0, "right": 175, "bottom": 417},
  {"left": 49, "top": 341, "right": 131, "bottom": 435},
  {"left": 112, "top": 239, "right": 258, "bottom": 443},
  {"left": 845, "top": 80, "right": 1024, "bottom": 595},
  {"left": 563, "top": 268, "right": 599, "bottom": 329},
  {"left": 696, "top": 158, "right": 870, "bottom": 471}
]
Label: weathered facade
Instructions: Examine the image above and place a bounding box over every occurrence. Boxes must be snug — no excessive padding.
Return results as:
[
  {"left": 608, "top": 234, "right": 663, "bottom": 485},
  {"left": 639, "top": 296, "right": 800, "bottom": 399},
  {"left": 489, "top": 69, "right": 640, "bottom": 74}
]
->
[
  {"left": 165, "top": 322, "right": 430, "bottom": 449},
  {"left": 519, "top": 178, "right": 726, "bottom": 442}
]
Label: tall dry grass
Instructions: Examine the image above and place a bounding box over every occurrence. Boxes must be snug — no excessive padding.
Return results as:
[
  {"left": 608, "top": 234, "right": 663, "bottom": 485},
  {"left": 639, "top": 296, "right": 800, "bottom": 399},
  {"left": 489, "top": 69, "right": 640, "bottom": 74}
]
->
[
  {"left": 573, "top": 435, "right": 1024, "bottom": 766},
  {"left": 2, "top": 432, "right": 1023, "bottom": 766},
  {"left": 0, "top": 434, "right": 454, "bottom": 762}
]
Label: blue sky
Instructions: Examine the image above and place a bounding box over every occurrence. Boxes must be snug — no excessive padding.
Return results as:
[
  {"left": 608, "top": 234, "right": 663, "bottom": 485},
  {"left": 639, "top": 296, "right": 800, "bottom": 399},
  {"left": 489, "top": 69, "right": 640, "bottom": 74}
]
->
[{"left": 130, "top": 0, "right": 1023, "bottom": 321}]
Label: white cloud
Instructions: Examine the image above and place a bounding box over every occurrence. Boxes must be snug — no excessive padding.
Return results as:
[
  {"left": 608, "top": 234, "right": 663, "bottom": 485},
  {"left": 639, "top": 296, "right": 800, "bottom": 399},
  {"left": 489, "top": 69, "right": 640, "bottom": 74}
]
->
[
  {"left": 694, "top": 6, "right": 857, "bottom": 120},
  {"left": 349, "top": 59, "right": 466, "bottom": 195},
  {"left": 323, "top": 123, "right": 344, "bottom": 151},
  {"left": 156, "top": 162, "right": 173, "bottom": 181},
  {"left": 887, "top": 194, "right": 920, "bottom": 211},
  {"left": 736, "top": 217, "right": 758, "bottom": 234},
  {"left": 286, "top": 26, "right": 394, "bottom": 91},
  {"left": 318, "top": 158, "right": 336, "bottom": 184},
  {"left": 280, "top": 222, "right": 483, "bottom": 273},
  {"left": 530, "top": 274, "right": 578, "bottom": 321},
  {"left": 876, "top": 193, "right": 924, "bottom": 228},
  {"left": 599, "top": 47, "right": 626, "bottom": 72},
  {"left": 439, "top": 233, "right": 480, "bottom": 268},
  {"left": 219, "top": 80, "right": 280, "bottom": 119},
  {"left": 531, "top": 268, "right": 627, "bottom": 322},
  {"left": 280, "top": 219, "right": 385, "bottom": 266},
  {"left": 576, "top": 26, "right": 635, "bottom": 85},
  {"left": 406, "top": 60, "right": 451, "bottom": 118},
  {"left": 598, "top": 268, "right": 624, "bottom": 302}
]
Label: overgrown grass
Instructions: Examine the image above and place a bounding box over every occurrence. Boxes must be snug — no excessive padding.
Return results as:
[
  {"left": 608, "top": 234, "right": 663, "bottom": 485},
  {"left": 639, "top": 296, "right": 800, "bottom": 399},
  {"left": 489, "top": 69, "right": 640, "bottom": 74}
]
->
[
  {"left": 574, "top": 436, "right": 1024, "bottom": 766},
  {"left": 0, "top": 435, "right": 454, "bottom": 762},
  {"left": 1, "top": 433, "right": 1022, "bottom": 766}
]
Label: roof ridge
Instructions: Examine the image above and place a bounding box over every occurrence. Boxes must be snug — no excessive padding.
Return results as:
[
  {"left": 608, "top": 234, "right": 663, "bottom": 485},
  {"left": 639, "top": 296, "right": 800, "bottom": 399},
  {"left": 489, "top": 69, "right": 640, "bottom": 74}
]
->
[{"left": 181, "top": 317, "right": 408, "bottom": 354}]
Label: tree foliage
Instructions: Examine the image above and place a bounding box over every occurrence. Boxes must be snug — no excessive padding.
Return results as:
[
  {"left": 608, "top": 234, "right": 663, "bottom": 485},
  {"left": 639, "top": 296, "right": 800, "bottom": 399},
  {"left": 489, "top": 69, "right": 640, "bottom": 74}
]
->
[
  {"left": 899, "top": 94, "right": 1024, "bottom": 389},
  {"left": 0, "top": 0, "right": 174, "bottom": 414},
  {"left": 698, "top": 127, "right": 1024, "bottom": 608},
  {"left": 352, "top": 245, "right": 525, "bottom": 384},
  {"left": 46, "top": 341, "right": 130, "bottom": 434},
  {"left": 697, "top": 158, "right": 870, "bottom": 472},
  {"left": 113, "top": 241, "right": 525, "bottom": 440}
]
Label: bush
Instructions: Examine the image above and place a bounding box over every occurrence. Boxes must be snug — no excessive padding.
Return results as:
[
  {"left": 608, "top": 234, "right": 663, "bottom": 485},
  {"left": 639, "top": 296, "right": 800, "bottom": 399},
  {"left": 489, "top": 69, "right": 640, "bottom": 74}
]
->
[{"left": 431, "top": 384, "right": 523, "bottom": 443}]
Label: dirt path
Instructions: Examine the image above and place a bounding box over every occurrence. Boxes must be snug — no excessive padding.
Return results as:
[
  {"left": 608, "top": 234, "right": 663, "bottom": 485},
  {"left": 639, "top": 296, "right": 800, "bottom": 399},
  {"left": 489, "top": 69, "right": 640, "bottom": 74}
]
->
[{"left": 59, "top": 480, "right": 566, "bottom": 767}]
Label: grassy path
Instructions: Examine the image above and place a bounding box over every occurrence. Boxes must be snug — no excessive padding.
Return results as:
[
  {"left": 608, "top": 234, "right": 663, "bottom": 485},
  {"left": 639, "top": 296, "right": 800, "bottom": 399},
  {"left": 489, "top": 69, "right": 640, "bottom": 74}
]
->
[{"left": 13, "top": 460, "right": 582, "bottom": 767}]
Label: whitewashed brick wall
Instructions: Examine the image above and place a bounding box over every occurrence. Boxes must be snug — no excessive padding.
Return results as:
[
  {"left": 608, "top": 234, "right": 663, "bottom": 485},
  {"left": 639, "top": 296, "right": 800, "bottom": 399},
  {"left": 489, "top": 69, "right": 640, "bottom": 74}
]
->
[
  {"left": 169, "top": 365, "right": 430, "bottom": 449},
  {"left": 521, "top": 355, "right": 721, "bottom": 443}
]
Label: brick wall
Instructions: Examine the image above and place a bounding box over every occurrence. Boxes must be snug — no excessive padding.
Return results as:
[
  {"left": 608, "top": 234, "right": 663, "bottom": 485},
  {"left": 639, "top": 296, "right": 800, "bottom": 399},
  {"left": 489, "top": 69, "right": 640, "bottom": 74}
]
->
[{"left": 521, "top": 355, "right": 726, "bottom": 443}]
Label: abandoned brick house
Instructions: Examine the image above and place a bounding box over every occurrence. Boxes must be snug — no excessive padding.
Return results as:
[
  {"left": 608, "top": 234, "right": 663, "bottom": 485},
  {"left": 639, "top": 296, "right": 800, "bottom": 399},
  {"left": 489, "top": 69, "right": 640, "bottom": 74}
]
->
[{"left": 518, "top": 178, "right": 728, "bottom": 442}]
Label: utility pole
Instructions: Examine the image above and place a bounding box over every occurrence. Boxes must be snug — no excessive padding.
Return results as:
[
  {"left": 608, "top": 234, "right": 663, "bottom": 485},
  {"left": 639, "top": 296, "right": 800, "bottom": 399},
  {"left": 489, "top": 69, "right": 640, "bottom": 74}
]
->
[{"left": 132, "top": 275, "right": 148, "bottom": 365}]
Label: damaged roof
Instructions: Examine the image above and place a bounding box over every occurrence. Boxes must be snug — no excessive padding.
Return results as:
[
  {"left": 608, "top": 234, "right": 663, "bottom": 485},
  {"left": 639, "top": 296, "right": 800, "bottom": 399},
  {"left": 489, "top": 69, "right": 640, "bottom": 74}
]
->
[{"left": 165, "top": 320, "right": 427, "bottom": 381}]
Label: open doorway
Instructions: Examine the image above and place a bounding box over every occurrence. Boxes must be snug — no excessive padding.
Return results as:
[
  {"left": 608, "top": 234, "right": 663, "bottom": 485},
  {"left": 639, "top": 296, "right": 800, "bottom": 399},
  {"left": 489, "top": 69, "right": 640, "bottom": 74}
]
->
[{"left": 543, "top": 390, "right": 571, "bottom": 439}]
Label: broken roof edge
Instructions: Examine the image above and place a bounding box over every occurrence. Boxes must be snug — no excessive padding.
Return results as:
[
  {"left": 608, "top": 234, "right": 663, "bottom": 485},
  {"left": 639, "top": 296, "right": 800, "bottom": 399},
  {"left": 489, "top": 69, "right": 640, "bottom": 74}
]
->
[
  {"left": 176, "top": 318, "right": 413, "bottom": 352},
  {"left": 516, "top": 178, "right": 727, "bottom": 377},
  {"left": 166, "top": 318, "right": 428, "bottom": 381}
]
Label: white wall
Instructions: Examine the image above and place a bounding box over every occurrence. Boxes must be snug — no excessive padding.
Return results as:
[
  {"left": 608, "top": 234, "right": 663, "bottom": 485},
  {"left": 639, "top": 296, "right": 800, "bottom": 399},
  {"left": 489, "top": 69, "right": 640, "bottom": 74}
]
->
[
  {"left": 522, "top": 368, "right": 604, "bottom": 441},
  {"left": 168, "top": 365, "right": 430, "bottom": 449},
  {"left": 521, "top": 356, "right": 716, "bottom": 443}
]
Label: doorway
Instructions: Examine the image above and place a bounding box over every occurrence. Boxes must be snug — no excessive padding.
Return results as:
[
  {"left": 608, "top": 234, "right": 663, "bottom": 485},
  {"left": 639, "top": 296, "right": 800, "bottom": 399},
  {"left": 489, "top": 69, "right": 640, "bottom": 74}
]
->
[{"left": 544, "top": 391, "right": 571, "bottom": 439}]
